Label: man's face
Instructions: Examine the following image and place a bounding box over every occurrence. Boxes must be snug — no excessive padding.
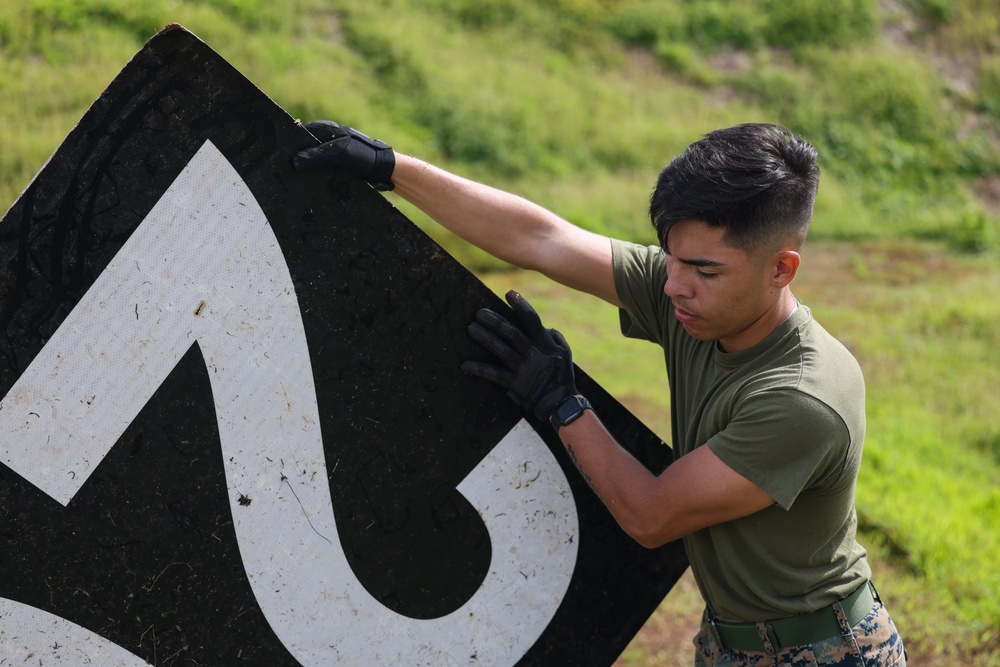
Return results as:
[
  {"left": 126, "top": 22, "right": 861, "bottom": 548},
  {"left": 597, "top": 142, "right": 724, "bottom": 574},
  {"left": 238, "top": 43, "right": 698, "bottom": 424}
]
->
[{"left": 662, "top": 219, "right": 783, "bottom": 353}]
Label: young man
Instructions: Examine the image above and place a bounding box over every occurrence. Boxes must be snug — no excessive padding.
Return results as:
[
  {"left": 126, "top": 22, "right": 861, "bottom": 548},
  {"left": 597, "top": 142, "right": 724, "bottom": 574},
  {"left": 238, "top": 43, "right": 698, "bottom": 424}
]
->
[{"left": 294, "top": 121, "right": 906, "bottom": 666}]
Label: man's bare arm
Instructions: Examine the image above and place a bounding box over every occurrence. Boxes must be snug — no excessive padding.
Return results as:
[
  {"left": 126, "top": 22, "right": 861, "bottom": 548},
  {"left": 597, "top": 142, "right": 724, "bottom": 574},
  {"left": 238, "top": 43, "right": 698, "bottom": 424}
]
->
[
  {"left": 558, "top": 409, "right": 775, "bottom": 548},
  {"left": 392, "top": 154, "right": 620, "bottom": 307}
]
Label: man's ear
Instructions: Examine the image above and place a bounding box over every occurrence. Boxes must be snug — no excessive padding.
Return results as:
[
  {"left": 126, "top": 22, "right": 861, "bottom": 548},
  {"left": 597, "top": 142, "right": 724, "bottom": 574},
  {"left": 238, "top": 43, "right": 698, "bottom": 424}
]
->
[{"left": 771, "top": 250, "right": 800, "bottom": 288}]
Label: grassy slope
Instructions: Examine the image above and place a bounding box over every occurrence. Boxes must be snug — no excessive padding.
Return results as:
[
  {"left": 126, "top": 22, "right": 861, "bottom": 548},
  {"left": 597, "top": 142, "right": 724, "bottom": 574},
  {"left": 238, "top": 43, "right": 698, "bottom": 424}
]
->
[{"left": 1, "top": 0, "right": 998, "bottom": 662}]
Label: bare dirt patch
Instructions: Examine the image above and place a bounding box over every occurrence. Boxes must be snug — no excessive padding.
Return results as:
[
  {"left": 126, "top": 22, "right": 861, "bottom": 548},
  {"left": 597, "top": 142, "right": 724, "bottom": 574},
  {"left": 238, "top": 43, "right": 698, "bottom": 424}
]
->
[{"left": 974, "top": 175, "right": 1000, "bottom": 217}]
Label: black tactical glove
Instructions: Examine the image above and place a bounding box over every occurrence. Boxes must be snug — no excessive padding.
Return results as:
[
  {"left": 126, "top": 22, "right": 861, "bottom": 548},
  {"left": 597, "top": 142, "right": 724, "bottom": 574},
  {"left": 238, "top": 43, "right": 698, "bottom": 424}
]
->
[
  {"left": 462, "top": 290, "right": 578, "bottom": 425},
  {"left": 293, "top": 120, "right": 396, "bottom": 191}
]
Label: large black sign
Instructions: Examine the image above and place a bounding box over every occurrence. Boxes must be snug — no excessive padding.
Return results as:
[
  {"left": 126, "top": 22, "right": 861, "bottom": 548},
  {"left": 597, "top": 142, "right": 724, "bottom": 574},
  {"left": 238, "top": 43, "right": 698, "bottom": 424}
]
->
[{"left": 0, "top": 24, "right": 687, "bottom": 665}]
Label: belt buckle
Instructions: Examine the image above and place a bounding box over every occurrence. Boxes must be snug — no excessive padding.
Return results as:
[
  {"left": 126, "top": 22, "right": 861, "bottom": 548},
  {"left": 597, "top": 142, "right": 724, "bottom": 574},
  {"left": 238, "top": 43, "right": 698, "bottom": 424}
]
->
[
  {"left": 761, "top": 622, "right": 780, "bottom": 653},
  {"left": 868, "top": 579, "right": 882, "bottom": 604},
  {"left": 708, "top": 617, "right": 727, "bottom": 651}
]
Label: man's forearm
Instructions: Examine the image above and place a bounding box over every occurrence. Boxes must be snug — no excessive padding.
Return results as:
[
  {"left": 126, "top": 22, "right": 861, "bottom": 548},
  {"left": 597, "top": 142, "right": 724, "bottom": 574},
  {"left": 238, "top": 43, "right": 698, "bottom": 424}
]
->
[
  {"left": 557, "top": 408, "right": 667, "bottom": 547},
  {"left": 391, "top": 154, "right": 559, "bottom": 269},
  {"left": 391, "top": 154, "right": 620, "bottom": 304},
  {"left": 558, "top": 406, "right": 778, "bottom": 549}
]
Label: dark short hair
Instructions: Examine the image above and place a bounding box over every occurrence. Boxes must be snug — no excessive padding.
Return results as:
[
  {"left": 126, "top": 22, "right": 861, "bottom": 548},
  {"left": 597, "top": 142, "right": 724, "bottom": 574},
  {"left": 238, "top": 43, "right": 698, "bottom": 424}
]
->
[{"left": 649, "top": 123, "right": 820, "bottom": 255}]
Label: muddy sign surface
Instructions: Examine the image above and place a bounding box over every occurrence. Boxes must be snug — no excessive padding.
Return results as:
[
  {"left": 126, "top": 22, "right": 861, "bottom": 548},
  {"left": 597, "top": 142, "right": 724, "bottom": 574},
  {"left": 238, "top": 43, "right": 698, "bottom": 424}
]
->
[{"left": 0, "top": 25, "right": 687, "bottom": 665}]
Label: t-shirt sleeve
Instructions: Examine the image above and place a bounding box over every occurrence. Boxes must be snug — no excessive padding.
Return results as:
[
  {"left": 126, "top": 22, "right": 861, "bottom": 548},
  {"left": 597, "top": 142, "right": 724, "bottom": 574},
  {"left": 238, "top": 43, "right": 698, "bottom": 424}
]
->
[
  {"left": 707, "top": 390, "right": 850, "bottom": 510},
  {"left": 611, "top": 239, "right": 670, "bottom": 345}
]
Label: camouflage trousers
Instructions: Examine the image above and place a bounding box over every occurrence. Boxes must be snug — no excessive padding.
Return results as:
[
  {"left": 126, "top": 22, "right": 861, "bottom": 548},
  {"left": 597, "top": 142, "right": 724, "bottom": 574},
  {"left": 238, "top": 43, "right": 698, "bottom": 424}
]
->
[{"left": 693, "top": 600, "right": 906, "bottom": 666}]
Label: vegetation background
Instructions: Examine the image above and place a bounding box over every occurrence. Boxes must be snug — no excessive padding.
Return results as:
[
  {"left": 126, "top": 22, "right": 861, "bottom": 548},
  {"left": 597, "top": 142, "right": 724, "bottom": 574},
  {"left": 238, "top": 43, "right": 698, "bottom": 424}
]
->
[{"left": 1, "top": 0, "right": 997, "bottom": 664}]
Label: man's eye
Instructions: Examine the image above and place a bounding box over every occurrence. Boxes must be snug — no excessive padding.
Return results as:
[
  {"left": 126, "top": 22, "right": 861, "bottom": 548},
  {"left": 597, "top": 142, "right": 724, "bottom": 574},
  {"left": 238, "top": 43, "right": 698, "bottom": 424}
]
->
[{"left": 697, "top": 270, "right": 718, "bottom": 279}]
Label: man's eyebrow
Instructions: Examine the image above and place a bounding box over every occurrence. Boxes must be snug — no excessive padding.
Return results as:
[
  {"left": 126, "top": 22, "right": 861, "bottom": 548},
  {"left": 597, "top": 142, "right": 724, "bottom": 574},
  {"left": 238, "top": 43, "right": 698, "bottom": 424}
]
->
[
  {"left": 682, "top": 257, "right": 727, "bottom": 268},
  {"left": 664, "top": 249, "right": 727, "bottom": 268}
]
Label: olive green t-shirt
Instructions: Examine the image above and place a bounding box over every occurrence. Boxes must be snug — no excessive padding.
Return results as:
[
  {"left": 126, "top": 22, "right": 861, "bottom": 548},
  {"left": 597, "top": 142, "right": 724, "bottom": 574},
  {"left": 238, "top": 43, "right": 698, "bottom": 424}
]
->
[{"left": 612, "top": 239, "right": 870, "bottom": 621}]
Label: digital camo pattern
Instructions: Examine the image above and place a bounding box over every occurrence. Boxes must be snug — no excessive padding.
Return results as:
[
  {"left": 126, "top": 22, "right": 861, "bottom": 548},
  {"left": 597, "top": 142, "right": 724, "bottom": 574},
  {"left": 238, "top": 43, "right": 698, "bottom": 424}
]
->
[{"left": 693, "top": 602, "right": 906, "bottom": 667}]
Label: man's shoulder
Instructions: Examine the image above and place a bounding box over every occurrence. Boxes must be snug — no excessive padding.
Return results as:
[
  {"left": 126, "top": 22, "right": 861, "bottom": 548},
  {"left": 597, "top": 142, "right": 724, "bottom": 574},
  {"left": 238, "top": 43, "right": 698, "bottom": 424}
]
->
[
  {"left": 731, "top": 308, "right": 865, "bottom": 429},
  {"left": 795, "top": 312, "right": 865, "bottom": 390},
  {"left": 783, "top": 312, "right": 867, "bottom": 444}
]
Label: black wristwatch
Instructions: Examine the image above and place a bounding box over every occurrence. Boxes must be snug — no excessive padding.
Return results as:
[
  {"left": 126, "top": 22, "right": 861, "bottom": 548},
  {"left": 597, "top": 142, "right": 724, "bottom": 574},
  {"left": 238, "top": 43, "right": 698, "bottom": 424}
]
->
[{"left": 549, "top": 395, "right": 593, "bottom": 431}]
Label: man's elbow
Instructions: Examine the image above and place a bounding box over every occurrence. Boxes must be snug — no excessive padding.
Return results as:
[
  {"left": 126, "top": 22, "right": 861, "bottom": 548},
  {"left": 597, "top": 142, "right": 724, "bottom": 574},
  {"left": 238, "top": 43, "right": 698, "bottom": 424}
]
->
[
  {"left": 617, "top": 514, "right": 676, "bottom": 550},
  {"left": 631, "top": 530, "right": 674, "bottom": 550}
]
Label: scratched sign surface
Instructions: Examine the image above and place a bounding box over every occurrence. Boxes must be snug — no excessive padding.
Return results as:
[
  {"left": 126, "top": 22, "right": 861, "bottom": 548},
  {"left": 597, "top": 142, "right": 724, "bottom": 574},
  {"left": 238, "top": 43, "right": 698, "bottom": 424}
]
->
[{"left": 0, "top": 25, "right": 687, "bottom": 665}]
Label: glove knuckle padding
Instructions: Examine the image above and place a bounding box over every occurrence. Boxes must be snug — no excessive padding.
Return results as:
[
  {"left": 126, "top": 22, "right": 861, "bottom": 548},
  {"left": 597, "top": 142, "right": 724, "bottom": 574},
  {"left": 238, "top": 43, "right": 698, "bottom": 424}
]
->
[
  {"left": 478, "top": 310, "right": 533, "bottom": 357},
  {"left": 294, "top": 120, "right": 395, "bottom": 190},
  {"left": 468, "top": 324, "right": 511, "bottom": 360},
  {"left": 470, "top": 361, "right": 514, "bottom": 389},
  {"left": 302, "top": 120, "right": 343, "bottom": 142}
]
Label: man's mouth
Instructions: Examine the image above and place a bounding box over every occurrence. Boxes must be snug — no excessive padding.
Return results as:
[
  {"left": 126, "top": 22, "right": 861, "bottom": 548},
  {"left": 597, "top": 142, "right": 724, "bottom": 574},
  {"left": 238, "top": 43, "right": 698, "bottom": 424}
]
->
[{"left": 673, "top": 304, "right": 700, "bottom": 324}]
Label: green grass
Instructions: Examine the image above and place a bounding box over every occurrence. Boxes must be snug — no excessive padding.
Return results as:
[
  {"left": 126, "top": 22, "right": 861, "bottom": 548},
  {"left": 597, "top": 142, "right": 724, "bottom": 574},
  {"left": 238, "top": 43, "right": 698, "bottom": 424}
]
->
[
  {"left": 2, "top": 0, "right": 999, "bottom": 662},
  {"left": 798, "top": 242, "right": 1000, "bottom": 655}
]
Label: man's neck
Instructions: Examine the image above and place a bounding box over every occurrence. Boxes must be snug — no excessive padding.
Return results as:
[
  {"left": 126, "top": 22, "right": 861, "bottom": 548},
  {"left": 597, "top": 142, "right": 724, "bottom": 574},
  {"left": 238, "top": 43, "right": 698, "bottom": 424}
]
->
[{"left": 718, "top": 290, "right": 799, "bottom": 354}]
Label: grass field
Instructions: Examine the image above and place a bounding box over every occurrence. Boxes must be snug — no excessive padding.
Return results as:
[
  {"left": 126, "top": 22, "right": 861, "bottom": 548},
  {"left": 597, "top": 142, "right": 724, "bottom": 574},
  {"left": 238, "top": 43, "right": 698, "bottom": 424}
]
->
[{"left": 2, "top": 0, "right": 998, "bottom": 663}]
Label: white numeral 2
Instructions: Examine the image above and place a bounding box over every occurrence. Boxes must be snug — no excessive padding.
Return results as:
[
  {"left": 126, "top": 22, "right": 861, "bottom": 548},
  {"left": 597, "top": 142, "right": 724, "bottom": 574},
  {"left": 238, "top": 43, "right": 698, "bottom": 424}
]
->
[{"left": 0, "top": 141, "right": 579, "bottom": 665}]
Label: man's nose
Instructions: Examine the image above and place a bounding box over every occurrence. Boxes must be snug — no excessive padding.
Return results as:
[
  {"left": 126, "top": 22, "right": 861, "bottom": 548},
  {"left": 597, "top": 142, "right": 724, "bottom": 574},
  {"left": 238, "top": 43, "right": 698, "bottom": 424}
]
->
[{"left": 663, "top": 271, "right": 691, "bottom": 299}]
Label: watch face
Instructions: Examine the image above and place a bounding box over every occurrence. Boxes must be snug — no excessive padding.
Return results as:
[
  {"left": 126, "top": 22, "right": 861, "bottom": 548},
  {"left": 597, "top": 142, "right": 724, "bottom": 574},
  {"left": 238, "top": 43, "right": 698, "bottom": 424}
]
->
[
  {"left": 553, "top": 396, "right": 589, "bottom": 427},
  {"left": 559, "top": 399, "right": 584, "bottom": 423}
]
